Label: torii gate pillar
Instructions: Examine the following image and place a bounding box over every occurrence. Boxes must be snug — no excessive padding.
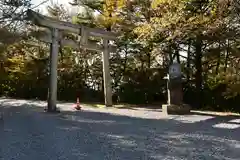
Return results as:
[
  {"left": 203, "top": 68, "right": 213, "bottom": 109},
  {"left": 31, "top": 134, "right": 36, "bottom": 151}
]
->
[
  {"left": 103, "top": 39, "right": 112, "bottom": 106},
  {"left": 47, "top": 28, "right": 59, "bottom": 112}
]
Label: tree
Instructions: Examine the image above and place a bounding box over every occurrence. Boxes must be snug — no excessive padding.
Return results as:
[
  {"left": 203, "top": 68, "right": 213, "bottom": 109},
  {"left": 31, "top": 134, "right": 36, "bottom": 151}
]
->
[
  {"left": 0, "top": 0, "right": 31, "bottom": 25},
  {"left": 0, "top": 0, "right": 32, "bottom": 52}
]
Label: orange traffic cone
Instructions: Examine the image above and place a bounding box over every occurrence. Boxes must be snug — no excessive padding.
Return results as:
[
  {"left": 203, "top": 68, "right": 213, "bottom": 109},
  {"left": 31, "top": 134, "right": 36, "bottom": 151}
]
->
[{"left": 74, "top": 97, "right": 81, "bottom": 110}]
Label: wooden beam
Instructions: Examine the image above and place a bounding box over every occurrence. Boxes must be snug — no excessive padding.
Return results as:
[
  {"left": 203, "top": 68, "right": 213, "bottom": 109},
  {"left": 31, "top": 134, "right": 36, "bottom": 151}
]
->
[
  {"left": 38, "top": 34, "right": 117, "bottom": 53},
  {"left": 26, "top": 9, "right": 118, "bottom": 40}
]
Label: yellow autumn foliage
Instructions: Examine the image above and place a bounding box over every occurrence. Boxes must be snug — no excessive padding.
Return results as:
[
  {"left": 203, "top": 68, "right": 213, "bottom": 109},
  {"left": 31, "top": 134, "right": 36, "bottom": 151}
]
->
[{"left": 99, "top": 0, "right": 125, "bottom": 28}]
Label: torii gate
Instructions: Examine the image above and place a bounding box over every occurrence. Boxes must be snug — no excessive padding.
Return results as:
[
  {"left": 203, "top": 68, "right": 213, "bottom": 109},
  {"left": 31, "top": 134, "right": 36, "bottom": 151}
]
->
[{"left": 26, "top": 9, "right": 118, "bottom": 112}]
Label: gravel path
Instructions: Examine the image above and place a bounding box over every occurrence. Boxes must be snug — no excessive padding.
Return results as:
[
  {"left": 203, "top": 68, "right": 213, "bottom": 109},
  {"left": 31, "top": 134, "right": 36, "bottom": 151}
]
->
[{"left": 0, "top": 98, "right": 240, "bottom": 160}]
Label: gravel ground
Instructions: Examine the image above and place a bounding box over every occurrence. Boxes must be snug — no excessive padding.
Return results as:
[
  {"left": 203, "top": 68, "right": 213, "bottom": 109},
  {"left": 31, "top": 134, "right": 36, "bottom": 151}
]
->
[{"left": 0, "top": 98, "right": 240, "bottom": 160}]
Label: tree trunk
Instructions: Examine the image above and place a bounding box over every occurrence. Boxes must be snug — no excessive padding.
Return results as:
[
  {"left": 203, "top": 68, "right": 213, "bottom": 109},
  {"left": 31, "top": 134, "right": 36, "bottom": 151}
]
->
[
  {"left": 168, "top": 45, "right": 173, "bottom": 64},
  {"left": 147, "top": 52, "right": 151, "bottom": 69},
  {"left": 187, "top": 40, "right": 191, "bottom": 82},
  {"left": 215, "top": 42, "right": 221, "bottom": 74},
  {"left": 195, "top": 38, "right": 203, "bottom": 109},
  {"left": 174, "top": 44, "right": 180, "bottom": 63},
  {"left": 224, "top": 39, "right": 229, "bottom": 72}
]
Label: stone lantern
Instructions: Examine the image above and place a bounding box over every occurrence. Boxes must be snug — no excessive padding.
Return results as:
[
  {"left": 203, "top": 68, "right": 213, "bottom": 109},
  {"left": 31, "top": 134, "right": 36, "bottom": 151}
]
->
[{"left": 162, "top": 62, "right": 191, "bottom": 115}]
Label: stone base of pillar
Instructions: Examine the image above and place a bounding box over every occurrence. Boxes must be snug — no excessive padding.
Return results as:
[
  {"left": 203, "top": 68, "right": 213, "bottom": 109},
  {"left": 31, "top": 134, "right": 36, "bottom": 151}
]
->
[
  {"left": 162, "top": 104, "right": 191, "bottom": 115},
  {"left": 44, "top": 107, "right": 61, "bottom": 113}
]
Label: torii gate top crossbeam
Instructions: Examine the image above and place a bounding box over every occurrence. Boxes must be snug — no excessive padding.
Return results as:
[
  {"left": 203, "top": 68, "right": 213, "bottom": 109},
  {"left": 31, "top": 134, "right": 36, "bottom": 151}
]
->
[{"left": 26, "top": 9, "right": 118, "bottom": 40}]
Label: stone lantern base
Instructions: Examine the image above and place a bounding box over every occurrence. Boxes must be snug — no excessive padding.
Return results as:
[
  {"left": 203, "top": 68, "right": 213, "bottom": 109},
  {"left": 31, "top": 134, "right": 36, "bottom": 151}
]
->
[{"left": 162, "top": 104, "right": 191, "bottom": 115}]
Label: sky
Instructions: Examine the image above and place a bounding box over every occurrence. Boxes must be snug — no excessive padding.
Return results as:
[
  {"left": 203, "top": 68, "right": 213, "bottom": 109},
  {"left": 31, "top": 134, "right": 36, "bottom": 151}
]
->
[{"left": 31, "top": 0, "right": 76, "bottom": 14}]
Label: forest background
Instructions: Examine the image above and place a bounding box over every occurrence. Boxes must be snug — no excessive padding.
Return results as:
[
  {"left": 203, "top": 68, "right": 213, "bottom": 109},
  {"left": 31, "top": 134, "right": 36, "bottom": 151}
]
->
[{"left": 1, "top": 0, "right": 240, "bottom": 112}]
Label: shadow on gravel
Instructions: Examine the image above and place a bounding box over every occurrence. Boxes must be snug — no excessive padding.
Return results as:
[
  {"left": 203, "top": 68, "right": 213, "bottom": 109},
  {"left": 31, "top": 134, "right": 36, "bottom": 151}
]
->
[{"left": 1, "top": 101, "right": 240, "bottom": 160}]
